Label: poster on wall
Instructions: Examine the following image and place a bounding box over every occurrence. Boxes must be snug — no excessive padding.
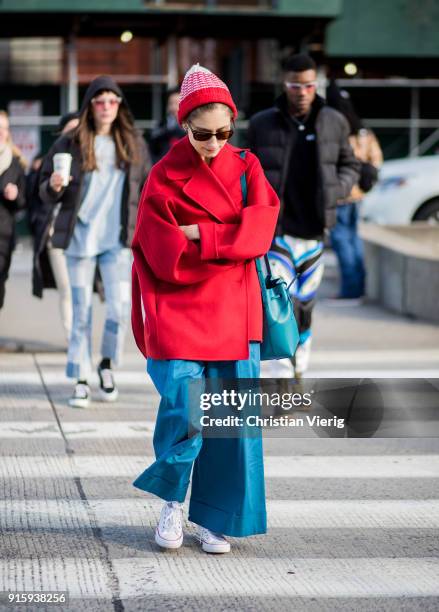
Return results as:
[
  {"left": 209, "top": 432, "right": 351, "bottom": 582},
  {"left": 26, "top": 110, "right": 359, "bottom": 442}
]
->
[{"left": 8, "top": 100, "right": 42, "bottom": 168}]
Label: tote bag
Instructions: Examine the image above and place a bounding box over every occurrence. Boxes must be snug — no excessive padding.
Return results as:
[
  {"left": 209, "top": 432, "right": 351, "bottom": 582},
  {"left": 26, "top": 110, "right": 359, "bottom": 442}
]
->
[{"left": 240, "top": 152, "right": 299, "bottom": 360}]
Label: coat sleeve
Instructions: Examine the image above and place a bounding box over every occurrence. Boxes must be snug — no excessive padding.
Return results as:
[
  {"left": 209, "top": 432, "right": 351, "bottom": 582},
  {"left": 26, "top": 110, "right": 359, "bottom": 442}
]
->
[
  {"left": 0, "top": 159, "right": 26, "bottom": 212},
  {"left": 197, "top": 154, "right": 280, "bottom": 261},
  {"left": 132, "top": 173, "right": 239, "bottom": 286},
  {"left": 137, "top": 134, "right": 152, "bottom": 188},
  {"left": 131, "top": 259, "right": 146, "bottom": 357},
  {"left": 335, "top": 116, "right": 361, "bottom": 200},
  {"left": 38, "top": 141, "right": 66, "bottom": 205},
  {"left": 14, "top": 162, "right": 27, "bottom": 211}
]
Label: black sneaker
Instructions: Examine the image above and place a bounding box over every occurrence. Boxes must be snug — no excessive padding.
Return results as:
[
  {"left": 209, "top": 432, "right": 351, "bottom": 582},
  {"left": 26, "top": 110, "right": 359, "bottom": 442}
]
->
[
  {"left": 97, "top": 365, "right": 118, "bottom": 402},
  {"left": 68, "top": 382, "right": 91, "bottom": 408}
]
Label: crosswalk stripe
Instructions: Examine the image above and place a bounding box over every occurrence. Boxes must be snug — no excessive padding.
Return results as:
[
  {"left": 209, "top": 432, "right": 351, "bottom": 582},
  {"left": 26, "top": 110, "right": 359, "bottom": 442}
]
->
[
  {"left": 309, "top": 349, "right": 439, "bottom": 364},
  {"left": 1, "top": 499, "right": 439, "bottom": 530},
  {"left": 1, "top": 369, "right": 438, "bottom": 387},
  {"left": 0, "top": 372, "right": 153, "bottom": 386},
  {"left": 0, "top": 558, "right": 111, "bottom": 598},
  {"left": 0, "top": 557, "right": 438, "bottom": 598},
  {"left": 0, "top": 422, "right": 155, "bottom": 438},
  {"left": 30, "top": 349, "right": 439, "bottom": 365},
  {"left": 1, "top": 455, "right": 438, "bottom": 479},
  {"left": 303, "top": 369, "right": 439, "bottom": 378}
]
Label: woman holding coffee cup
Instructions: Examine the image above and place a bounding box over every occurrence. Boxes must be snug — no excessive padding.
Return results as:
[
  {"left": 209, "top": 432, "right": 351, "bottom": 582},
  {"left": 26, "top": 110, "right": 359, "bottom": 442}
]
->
[
  {"left": 0, "top": 110, "right": 27, "bottom": 311},
  {"left": 39, "top": 76, "right": 151, "bottom": 407}
]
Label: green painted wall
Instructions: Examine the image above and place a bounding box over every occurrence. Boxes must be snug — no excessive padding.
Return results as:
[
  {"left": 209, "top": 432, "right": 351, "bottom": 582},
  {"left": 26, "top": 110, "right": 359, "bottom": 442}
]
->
[
  {"left": 0, "top": 0, "right": 143, "bottom": 12},
  {"left": 275, "top": 0, "right": 341, "bottom": 16},
  {"left": 0, "top": 0, "right": 340, "bottom": 16},
  {"left": 326, "top": 0, "right": 439, "bottom": 57}
]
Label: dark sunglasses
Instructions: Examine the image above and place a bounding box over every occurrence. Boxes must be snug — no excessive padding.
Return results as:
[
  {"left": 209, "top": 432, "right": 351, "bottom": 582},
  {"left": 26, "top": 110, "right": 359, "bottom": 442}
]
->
[{"left": 187, "top": 122, "right": 234, "bottom": 142}]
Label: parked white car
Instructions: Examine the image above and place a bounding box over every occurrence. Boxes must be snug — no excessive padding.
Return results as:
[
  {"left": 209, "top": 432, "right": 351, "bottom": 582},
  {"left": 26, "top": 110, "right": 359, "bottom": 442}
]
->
[{"left": 360, "top": 156, "right": 439, "bottom": 224}]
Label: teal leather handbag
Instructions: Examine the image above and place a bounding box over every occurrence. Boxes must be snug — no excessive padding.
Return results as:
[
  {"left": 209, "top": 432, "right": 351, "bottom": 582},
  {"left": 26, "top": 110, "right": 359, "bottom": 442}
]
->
[{"left": 240, "top": 152, "right": 300, "bottom": 361}]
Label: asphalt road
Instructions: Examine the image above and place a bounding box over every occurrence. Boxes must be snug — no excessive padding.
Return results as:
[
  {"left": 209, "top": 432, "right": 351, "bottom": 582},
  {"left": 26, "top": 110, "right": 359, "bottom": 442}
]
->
[{"left": 0, "top": 242, "right": 438, "bottom": 611}]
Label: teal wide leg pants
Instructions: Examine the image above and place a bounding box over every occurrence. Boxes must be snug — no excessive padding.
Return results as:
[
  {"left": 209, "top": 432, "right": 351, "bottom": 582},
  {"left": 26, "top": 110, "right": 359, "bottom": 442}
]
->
[{"left": 133, "top": 342, "right": 267, "bottom": 537}]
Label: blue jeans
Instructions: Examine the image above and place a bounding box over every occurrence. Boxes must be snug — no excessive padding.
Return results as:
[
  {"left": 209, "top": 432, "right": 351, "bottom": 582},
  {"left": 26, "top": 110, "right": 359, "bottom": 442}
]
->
[
  {"left": 330, "top": 202, "right": 365, "bottom": 298},
  {"left": 133, "top": 342, "right": 267, "bottom": 537},
  {"left": 66, "top": 247, "right": 132, "bottom": 380}
]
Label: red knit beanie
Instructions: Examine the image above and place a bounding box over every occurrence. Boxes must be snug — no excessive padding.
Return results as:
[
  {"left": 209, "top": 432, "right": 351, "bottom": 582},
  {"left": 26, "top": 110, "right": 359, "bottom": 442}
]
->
[{"left": 177, "top": 63, "right": 238, "bottom": 125}]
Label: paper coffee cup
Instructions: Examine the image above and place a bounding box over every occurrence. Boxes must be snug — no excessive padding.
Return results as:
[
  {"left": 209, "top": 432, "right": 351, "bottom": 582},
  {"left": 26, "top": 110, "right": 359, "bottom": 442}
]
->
[{"left": 53, "top": 153, "right": 72, "bottom": 187}]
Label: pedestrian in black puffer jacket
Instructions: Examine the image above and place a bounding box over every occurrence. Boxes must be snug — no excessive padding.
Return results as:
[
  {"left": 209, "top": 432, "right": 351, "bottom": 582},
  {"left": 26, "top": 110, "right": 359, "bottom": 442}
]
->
[
  {"left": 248, "top": 92, "right": 359, "bottom": 236},
  {"left": 0, "top": 110, "right": 26, "bottom": 311},
  {"left": 248, "top": 54, "right": 360, "bottom": 378}
]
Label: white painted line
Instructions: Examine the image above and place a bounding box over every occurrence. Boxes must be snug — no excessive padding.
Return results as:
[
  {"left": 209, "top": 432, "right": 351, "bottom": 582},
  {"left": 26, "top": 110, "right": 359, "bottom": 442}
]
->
[
  {"left": 1, "top": 455, "right": 439, "bottom": 479},
  {"left": 0, "top": 373, "right": 41, "bottom": 385},
  {"left": 31, "top": 350, "right": 439, "bottom": 366},
  {"left": 304, "top": 370, "right": 439, "bottom": 379},
  {"left": 0, "top": 422, "right": 62, "bottom": 438},
  {"left": 0, "top": 422, "right": 155, "bottom": 439},
  {"left": 309, "top": 350, "right": 439, "bottom": 365},
  {"left": 2, "top": 369, "right": 438, "bottom": 387},
  {"left": 265, "top": 499, "right": 439, "bottom": 529},
  {"left": 265, "top": 455, "right": 439, "bottom": 479},
  {"left": 2, "top": 499, "right": 439, "bottom": 530},
  {"left": 1, "top": 558, "right": 438, "bottom": 598},
  {"left": 0, "top": 558, "right": 111, "bottom": 598},
  {"left": 0, "top": 371, "right": 153, "bottom": 386},
  {"left": 115, "top": 557, "right": 439, "bottom": 598}
]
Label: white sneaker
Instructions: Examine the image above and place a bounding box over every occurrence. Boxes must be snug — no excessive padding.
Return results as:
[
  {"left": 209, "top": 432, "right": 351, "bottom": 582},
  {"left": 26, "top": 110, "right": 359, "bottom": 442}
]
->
[
  {"left": 196, "top": 526, "right": 231, "bottom": 554},
  {"left": 295, "top": 337, "right": 312, "bottom": 376},
  {"left": 155, "top": 501, "right": 183, "bottom": 549},
  {"left": 68, "top": 382, "right": 91, "bottom": 409},
  {"left": 97, "top": 366, "right": 119, "bottom": 402}
]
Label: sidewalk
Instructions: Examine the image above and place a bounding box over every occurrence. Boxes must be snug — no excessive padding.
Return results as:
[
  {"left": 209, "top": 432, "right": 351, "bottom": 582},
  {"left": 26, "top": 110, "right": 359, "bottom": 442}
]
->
[{"left": 2, "top": 239, "right": 439, "bottom": 376}]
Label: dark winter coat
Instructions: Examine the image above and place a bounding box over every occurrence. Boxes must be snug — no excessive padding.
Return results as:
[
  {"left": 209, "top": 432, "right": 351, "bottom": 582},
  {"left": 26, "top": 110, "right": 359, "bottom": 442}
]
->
[
  {"left": 248, "top": 93, "right": 360, "bottom": 232},
  {"left": 0, "top": 156, "right": 26, "bottom": 262},
  {"left": 149, "top": 117, "right": 185, "bottom": 163}
]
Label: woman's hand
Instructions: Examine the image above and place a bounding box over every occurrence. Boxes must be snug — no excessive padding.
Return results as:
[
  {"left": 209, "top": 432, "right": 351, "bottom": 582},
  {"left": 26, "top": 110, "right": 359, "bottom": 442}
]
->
[
  {"left": 49, "top": 172, "right": 68, "bottom": 193},
  {"left": 180, "top": 224, "right": 200, "bottom": 240},
  {"left": 3, "top": 183, "right": 18, "bottom": 201}
]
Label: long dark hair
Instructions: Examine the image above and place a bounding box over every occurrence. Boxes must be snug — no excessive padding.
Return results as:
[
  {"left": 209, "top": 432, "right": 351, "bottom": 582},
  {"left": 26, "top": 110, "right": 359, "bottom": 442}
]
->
[
  {"left": 326, "top": 80, "right": 363, "bottom": 135},
  {"left": 74, "top": 91, "right": 140, "bottom": 172}
]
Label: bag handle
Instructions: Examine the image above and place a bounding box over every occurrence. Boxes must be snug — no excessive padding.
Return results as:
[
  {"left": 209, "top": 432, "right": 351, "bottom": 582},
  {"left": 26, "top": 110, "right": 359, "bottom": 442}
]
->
[
  {"left": 240, "top": 151, "right": 298, "bottom": 293},
  {"left": 239, "top": 151, "right": 273, "bottom": 276}
]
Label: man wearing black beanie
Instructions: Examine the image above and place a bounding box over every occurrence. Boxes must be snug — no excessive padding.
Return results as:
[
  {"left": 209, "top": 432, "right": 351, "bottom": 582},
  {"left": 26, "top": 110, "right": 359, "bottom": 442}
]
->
[{"left": 248, "top": 53, "right": 360, "bottom": 376}]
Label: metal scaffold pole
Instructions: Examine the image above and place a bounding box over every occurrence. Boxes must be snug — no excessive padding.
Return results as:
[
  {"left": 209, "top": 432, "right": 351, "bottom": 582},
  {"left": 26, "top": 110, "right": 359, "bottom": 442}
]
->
[{"left": 66, "top": 34, "right": 78, "bottom": 113}]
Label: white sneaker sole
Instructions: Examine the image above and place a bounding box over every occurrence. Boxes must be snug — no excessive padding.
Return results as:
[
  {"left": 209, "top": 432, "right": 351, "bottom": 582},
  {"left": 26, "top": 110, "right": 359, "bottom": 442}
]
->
[
  {"left": 201, "top": 541, "right": 231, "bottom": 554},
  {"left": 155, "top": 529, "right": 183, "bottom": 550},
  {"left": 68, "top": 397, "right": 90, "bottom": 409},
  {"left": 98, "top": 388, "right": 119, "bottom": 402}
]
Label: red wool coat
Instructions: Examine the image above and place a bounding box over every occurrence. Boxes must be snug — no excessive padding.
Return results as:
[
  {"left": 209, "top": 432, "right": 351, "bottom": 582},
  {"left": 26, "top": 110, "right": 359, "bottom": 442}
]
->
[{"left": 131, "top": 136, "right": 280, "bottom": 361}]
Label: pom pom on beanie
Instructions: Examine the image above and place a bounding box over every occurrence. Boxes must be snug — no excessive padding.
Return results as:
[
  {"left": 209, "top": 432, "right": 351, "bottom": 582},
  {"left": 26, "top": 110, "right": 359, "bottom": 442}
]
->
[{"left": 177, "top": 63, "right": 238, "bottom": 125}]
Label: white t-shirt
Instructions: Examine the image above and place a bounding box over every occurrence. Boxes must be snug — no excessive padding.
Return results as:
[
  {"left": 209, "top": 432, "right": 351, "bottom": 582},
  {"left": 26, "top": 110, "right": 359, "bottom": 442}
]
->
[{"left": 66, "top": 135, "right": 125, "bottom": 257}]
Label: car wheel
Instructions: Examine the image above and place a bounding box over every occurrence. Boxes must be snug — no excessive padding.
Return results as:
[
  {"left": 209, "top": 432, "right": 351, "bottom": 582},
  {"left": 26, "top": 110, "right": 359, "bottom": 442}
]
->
[{"left": 413, "top": 199, "right": 439, "bottom": 224}]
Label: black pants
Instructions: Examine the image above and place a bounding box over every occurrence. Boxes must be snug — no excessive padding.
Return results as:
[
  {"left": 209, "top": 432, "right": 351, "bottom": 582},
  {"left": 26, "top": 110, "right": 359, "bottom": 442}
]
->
[{"left": 0, "top": 245, "right": 13, "bottom": 310}]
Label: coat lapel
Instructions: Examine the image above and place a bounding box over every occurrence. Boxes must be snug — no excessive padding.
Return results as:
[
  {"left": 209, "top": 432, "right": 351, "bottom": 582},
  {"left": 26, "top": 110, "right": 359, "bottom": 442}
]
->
[{"left": 164, "top": 137, "right": 247, "bottom": 223}]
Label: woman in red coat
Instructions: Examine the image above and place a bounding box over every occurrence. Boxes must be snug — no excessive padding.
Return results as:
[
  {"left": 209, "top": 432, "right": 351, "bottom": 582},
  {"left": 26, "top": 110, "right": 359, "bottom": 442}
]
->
[{"left": 131, "top": 64, "right": 279, "bottom": 553}]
